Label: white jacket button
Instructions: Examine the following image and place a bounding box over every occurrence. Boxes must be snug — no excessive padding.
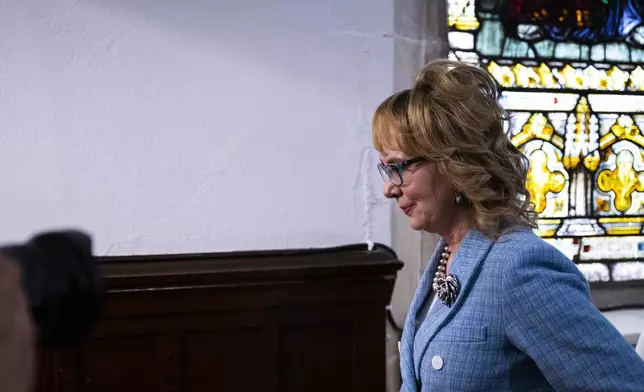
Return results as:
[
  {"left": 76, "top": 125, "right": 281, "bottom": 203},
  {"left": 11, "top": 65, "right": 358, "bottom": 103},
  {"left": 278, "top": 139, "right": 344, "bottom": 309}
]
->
[{"left": 431, "top": 355, "right": 443, "bottom": 370}]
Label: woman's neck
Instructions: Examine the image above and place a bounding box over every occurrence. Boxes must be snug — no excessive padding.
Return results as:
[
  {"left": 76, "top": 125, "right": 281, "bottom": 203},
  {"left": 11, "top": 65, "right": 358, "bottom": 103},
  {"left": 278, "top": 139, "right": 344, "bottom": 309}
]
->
[
  {"left": 442, "top": 214, "right": 470, "bottom": 250},
  {"left": 441, "top": 215, "right": 470, "bottom": 271}
]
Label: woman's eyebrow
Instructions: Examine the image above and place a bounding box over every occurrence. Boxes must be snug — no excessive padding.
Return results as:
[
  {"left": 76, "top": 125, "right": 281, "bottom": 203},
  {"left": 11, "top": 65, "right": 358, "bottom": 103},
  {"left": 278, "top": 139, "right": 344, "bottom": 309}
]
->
[{"left": 380, "top": 154, "right": 400, "bottom": 164}]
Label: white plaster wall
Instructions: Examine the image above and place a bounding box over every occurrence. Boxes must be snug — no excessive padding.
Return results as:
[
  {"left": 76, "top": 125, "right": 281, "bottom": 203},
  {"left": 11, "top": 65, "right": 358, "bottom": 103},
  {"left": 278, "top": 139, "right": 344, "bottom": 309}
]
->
[{"left": 0, "top": 0, "right": 395, "bottom": 255}]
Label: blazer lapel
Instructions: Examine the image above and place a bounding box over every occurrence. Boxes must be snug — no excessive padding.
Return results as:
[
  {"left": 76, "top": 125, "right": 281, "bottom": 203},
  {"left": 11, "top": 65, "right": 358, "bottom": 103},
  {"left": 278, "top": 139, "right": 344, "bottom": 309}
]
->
[
  {"left": 400, "top": 240, "right": 446, "bottom": 390},
  {"left": 413, "top": 229, "right": 494, "bottom": 377}
]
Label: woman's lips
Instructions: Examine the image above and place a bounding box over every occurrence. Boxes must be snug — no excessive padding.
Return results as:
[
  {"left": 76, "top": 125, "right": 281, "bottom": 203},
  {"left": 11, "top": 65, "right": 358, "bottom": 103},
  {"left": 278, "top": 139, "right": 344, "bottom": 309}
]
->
[{"left": 401, "top": 204, "right": 415, "bottom": 216}]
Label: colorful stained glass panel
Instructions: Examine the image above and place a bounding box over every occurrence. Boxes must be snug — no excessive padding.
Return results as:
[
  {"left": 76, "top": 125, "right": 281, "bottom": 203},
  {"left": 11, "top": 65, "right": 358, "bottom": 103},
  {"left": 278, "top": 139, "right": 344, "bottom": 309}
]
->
[
  {"left": 578, "top": 263, "right": 611, "bottom": 282},
  {"left": 447, "top": 0, "right": 644, "bottom": 283},
  {"left": 500, "top": 92, "right": 579, "bottom": 111},
  {"left": 500, "top": 0, "right": 644, "bottom": 43},
  {"left": 612, "top": 261, "right": 644, "bottom": 280},
  {"left": 580, "top": 236, "right": 644, "bottom": 260}
]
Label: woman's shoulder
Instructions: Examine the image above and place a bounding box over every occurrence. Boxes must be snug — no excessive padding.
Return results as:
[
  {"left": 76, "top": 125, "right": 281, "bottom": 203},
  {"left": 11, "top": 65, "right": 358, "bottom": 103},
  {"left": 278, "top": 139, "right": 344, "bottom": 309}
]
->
[
  {"left": 488, "top": 229, "right": 591, "bottom": 305},
  {"left": 492, "top": 227, "right": 552, "bottom": 253},
  {"left": 491, "top": 227, "right": 577, "bottom": 272}
]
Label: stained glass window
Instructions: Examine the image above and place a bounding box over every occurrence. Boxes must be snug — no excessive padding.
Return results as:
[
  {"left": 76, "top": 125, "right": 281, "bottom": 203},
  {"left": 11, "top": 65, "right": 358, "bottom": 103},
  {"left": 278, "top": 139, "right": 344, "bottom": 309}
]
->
[{"left": 447, "top": 0, "right": 644, "bottom": 287}]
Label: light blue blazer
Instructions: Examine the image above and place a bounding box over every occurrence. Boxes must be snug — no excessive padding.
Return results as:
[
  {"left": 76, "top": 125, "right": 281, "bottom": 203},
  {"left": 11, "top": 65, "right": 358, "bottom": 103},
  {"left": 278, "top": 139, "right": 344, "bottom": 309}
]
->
[{"left": 400, "top": 227, "right": 644, "bottom": 391}]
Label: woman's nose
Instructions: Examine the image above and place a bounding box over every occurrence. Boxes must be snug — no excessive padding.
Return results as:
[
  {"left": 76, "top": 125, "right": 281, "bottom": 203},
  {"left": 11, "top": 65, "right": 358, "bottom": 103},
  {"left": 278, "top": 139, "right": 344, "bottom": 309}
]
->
[{"left": 383, "top": 181, "right": 401, "bottom": 199}]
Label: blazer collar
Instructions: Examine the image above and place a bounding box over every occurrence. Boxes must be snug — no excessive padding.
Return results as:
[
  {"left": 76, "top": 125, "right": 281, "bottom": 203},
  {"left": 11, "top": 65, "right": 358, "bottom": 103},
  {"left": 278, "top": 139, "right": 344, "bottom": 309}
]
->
[{"left": 411, "top": 229, "right": 494, "bottom": 378}]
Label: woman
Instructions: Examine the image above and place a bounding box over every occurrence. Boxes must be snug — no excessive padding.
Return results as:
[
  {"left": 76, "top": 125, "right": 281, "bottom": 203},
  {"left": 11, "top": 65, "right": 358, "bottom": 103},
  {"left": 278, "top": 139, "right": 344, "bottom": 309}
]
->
[{"left": 372, "top": 59, "right": 644, "bottom": 391}]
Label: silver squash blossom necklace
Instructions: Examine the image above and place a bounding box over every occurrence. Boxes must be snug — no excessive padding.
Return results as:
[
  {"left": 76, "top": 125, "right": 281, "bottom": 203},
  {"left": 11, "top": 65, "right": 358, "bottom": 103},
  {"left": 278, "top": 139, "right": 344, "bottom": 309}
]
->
[{"left": 432, "top": 245, "right": 460, "bottom": 306}]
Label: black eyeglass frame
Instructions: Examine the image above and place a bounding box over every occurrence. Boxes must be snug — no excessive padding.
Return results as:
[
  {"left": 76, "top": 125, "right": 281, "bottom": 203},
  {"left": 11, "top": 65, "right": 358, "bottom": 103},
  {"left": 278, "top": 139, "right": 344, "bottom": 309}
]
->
[{"left": 377, "top": 157, "right": 426, "bottom": 186}]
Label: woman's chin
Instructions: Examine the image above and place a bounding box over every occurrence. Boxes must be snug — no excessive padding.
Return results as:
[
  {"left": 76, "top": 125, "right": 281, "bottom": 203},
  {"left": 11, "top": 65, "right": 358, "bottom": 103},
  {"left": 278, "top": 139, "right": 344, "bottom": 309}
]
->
[{"left": 408, "top": 217, "right": 427, "bottom": 231}]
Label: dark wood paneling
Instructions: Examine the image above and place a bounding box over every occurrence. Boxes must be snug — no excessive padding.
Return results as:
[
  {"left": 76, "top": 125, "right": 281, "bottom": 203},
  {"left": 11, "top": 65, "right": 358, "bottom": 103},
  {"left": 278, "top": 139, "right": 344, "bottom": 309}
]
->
[
  {"left": 81, "top": 335, "right": 166, "bottom": 392},
  {"left": 181, "top": 329, "right": 264, "bottom": 392},
  {"left": 36, "top": 244, "right": 402, "bottom": 392},
  {"left": 278, "top": 323, "right": 353, "bottom": 392}
]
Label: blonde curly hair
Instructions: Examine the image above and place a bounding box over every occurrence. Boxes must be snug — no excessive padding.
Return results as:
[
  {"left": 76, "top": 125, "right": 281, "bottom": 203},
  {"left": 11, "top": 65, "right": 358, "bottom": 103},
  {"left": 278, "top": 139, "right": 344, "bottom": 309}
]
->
[{"left": 372, "top": 59, "right": 537, "bottom": 239}]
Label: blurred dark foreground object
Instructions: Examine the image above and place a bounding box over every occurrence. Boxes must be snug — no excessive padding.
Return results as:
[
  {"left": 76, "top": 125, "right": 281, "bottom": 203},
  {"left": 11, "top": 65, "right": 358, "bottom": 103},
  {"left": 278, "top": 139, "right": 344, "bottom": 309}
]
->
[{"left": 0, "top": 230, "right": 104, "bottom": 349}]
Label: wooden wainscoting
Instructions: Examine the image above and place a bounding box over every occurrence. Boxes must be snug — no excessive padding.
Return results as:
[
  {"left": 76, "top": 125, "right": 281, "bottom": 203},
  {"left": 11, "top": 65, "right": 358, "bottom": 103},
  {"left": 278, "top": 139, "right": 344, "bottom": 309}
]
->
[{"left": 35, "top": 244, "right": 402, "bottom": 392}]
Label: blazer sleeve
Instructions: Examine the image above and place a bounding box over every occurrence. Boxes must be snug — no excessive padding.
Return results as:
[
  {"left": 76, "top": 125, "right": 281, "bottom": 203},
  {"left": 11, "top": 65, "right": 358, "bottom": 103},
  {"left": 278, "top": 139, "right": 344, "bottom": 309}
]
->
[{"left": 502, "top": 244, "right": 644, "bottom": 391}]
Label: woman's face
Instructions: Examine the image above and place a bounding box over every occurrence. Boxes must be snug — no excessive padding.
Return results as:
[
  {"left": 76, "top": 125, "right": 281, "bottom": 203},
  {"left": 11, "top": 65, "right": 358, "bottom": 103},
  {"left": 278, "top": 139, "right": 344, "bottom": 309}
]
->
[{"left": 379, "top": 148, "right": 456, "bottom": 233}]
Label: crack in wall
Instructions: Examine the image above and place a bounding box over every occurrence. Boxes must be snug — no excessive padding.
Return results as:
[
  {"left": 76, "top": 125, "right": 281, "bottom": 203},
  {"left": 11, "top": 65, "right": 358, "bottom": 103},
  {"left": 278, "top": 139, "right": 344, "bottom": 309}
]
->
[
  {"left": 358, "top": 147, "right": 389, "bottom": 251},
  {"left": 331, "top": 29, "right": 438, "bottom": 46}
]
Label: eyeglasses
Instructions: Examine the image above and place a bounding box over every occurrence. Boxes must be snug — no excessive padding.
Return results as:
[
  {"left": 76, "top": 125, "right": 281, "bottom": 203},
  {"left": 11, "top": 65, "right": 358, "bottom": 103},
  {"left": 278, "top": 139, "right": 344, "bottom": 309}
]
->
[{"left": 377, "top": 157, "right": 426, "bottom": 186}]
